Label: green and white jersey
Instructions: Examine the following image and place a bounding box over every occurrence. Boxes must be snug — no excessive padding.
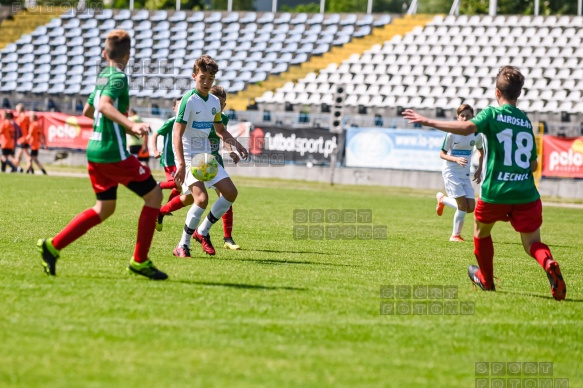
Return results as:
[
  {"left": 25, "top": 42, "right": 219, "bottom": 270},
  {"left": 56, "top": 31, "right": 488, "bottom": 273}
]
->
[
  {"left": 176, "top": 89, "right": 222, "bottom": 160},
  {"left": 86, "top": 66, "right": 130, "bottom": 163},
  {"left": 208, "top": 112, "right": 229, "bottom": 167},
  {"left": 471, "top": 104, "right": 539, "bottom": 204},
  {"left": 441, "top": 132, "right": 484, "bottom": 177},
  {"left": 156, "top": 116, "right": 175, "bottom": 167}
]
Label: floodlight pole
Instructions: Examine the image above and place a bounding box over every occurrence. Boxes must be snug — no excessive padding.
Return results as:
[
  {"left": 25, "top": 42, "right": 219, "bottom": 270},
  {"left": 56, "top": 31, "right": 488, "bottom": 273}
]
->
[
  {"left": 176, "top": 0, "right": 180, "bottom": 11},
  {"left": 534, "top": 0, "right": 539, "bottom": 16},
  {"left": 272, "top": 0, "right": 277, "bottom": 13},
  {"left": 228, "top": 0, "right": 232, "bottom": 11},
  {"left": 320, "top": 0, "right": 325, "bottom": 13},
  {"left": 129, "top": 0, "right": 134, "bottom": 10},
  {"left": 367, "top": 0, "right": 372, "bottom": 14},
  {"left": 449, "top": 0, "right": 460, "bottom": 15},
  {"left": 489, "top": 0, "right": 497, "bottom": 16},
  {"left": 579, "top": 0, "right": 582, "bottom": 16}
]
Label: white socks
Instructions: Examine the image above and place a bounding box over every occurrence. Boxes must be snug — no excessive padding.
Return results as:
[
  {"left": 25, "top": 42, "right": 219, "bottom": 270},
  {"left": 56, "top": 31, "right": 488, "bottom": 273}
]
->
[
  {"left": 179, "top": 204, "right": 206, "bottom": 247},
  {"left": 197, "top": 197, "right": 234, "bottom": 236},
  {"left": 443, "top": 196, "right": 458, "bottom": 209},
  {"left": 453, "top": 210, "right": 466, "bottom": 236}
]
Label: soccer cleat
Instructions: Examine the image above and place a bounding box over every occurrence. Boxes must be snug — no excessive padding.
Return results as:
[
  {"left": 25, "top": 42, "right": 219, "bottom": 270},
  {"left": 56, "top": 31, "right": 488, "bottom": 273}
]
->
[
  {"left": 127, "top": 258, "right": 168, "bottom": 280},
  {"left": 468, "top": 265, "right": 495, "bottom": 291},
  {"left": 155, "top": 213, "right": 164, "bottom": 232},
  {"left": 173, "top": 245, "right": 191, "bottom": 258},
  {"left": 37, "top": 238, "right": 60, "bottom": 276},
  {"left": 449, "top": 235, "right": 465, "bottom": 242},
  {"left": 193, "top": 230, "right": 216, "bottom": 255},
  {"left": 223, "top": 237, "right": 241, "bottom": 250},
  {"left": 545, "top": 260, "right": 566, "bottom": 301},
  {"left": 436, "top": 192, "right": 445, "bottom": 216}
]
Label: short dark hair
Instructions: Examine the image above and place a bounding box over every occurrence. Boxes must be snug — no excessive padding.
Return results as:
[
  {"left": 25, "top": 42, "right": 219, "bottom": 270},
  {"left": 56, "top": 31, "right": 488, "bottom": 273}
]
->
[
  {"left": 210, "top": 85, "right": 227, "bottom": 99},
  {"left": 105, "top": 30, "right": 131, "bottom": 62},
  {"left": 129, "top": 108, "right": 137, "bottom": 115},
  {"left": 496, "top": 66, "right": 524, "bottom": 101},
  {"left": 457, "top": 104, "right": 474, "bottom": 116},
  {"left": 192, "top": 55, "right": 218, "bottom": 76},
  {"left": 174, "top": 98, "right": 181, "bottom": 104},
  {"left": 5, "top": 111, "right": 13, "bottom": 119}
]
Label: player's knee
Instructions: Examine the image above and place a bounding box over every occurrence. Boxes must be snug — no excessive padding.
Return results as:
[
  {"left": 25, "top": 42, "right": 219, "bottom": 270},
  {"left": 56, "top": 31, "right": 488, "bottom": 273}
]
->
[
  {"left": 182, "top": 194, "right": 194, "bottom": 206},
  {"left": 194, "top": 192, "right": 208, "bottom": 208},
  {"left": 223, "top": 187, "right": 238, "bottom": 202}
]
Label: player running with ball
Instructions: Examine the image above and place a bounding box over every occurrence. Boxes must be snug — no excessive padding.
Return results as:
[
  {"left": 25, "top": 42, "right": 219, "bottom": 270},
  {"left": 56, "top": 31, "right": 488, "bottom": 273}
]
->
[
  {"left": 403, "top": 66, "right": 566, "bottom": 301},
  {"left": 172, "top": 55, "right": 248, "bottom": 257},
  {"left": 435, "top": 104, "right": 484, "bottom": 242}
]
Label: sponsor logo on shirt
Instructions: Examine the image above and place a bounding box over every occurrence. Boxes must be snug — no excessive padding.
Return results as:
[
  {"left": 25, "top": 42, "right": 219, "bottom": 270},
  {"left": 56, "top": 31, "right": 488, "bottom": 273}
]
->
[
  {"left": 496, "top": 172, "right": 530, "bottom": 181},
  {"left": 212, "top": 107, "right": 217, "bottom": 115},
  {"left": 496, "top": 114, "right": 532, "bottom": 129}
]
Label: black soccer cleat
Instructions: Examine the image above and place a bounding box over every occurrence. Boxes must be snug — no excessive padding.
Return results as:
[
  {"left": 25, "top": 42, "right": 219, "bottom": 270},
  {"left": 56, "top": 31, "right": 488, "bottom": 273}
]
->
[{"left": 468, "top": 265, "right": 495, "bottom": 291}]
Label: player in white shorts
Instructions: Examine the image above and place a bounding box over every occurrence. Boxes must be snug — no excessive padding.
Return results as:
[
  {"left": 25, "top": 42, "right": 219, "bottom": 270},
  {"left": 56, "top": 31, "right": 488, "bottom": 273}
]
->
[
  {"left": 172, "top": 55, "right": 248, "bottom": 257},
  {"left": 435, "top": 104, "right": 484, "bottom": 242}
]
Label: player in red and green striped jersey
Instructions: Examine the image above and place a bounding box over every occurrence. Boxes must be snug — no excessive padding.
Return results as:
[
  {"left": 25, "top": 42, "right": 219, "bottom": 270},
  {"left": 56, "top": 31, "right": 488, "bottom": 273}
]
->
[
  {"left": 37, "top": 30, "right": 167, "bottom": 280},
  {"left": 403, "top": 66, "right": 566, "bottom": 301}
]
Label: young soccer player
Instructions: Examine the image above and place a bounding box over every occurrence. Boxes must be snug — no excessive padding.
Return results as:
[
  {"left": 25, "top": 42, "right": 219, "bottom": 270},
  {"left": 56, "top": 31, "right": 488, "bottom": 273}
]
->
[
  {"left": 0, "top": 111, "right": 18, "bottom": 172},
  {"left": 435, "top": 104, "right": 484, "bottom": 242},
  {"left": 24, "top": 113, "right": 48, "bottom": 175},
  {"left": 127, "top": 108, "right": 149, "bottom": 166},
  {"left": 209, "top": 85, "right": 240, "bottom": 250},
  {"left": 14, "top": 103, "right": 31, "bottom": 173},
  {"left": 37, "top": 30, "right": 167, "bottom": 280},
  {"left": 172, "top": 55, "right": 248, "bottom": 257},
  {"left": 403, "top": 66, "right": 566, "bottom": 301}
]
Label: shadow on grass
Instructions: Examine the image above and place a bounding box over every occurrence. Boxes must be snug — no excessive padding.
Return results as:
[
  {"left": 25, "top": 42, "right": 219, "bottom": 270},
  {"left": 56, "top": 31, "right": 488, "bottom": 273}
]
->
[
  {"left": 497, "top": 290, "right": 583, "bottom": 303},
  {"left": 494, "top": 241, "right": 574, "bottom": 249},
  {"left": 173, "top": 279, "right": 306, "bottom": 291},
  {"left": 249, "top": 248, "right": 333, "bottom": 256},
  {"left": 204, "top": 256, "right": 356, "bottom": 267}
]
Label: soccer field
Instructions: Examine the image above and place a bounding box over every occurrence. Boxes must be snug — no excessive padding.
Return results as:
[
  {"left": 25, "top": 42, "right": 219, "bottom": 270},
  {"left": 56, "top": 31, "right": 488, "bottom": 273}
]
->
[{"left": 0, "top": 173, "right": 581, "bottom": 387}]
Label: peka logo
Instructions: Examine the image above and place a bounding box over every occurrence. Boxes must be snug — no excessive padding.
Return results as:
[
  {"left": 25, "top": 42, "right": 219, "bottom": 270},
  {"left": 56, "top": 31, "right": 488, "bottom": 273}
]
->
[{"left": 48, "top": 116, "right": 82, "bottom": 143}]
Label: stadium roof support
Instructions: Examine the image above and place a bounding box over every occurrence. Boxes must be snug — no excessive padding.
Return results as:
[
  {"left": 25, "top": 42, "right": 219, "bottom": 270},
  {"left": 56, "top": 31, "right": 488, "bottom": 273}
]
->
[
  {"left": 407, "top": 0, "right": 418, "bottom": 14},
  {"left": 449, "top": 0, "right": 460, "bottom": 15}
]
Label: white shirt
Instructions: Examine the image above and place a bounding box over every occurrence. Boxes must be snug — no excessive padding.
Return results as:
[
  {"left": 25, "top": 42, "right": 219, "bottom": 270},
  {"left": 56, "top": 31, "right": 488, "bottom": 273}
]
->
[
  {"left": 441, "top": 132, "right": 484, "bottom": 177},
  {"left": 175, "top": 89, "right": 222, "bottom": 160}
]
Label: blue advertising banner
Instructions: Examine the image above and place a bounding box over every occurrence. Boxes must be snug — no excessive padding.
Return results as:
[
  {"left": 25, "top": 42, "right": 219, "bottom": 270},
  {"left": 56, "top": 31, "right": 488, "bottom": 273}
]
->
[{"left": 345, "top": 128, "right": 445, "bottom": 171}]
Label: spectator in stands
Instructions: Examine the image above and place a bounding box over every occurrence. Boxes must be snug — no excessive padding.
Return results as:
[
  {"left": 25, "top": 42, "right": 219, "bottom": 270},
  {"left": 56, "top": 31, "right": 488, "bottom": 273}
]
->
[
  {"left": 47, "top": 99, "right": 59, "bottom": 112},
  {"left": 2, "top": 98, "right": 10, "bottom": 109},
  {"left": 127, "top": 108, "right": 149, "bottom": 166},
  {"left": 1, "top": 111, "right": 18, "bottom": 172},
  {"left": 14, "top": 103, "right": 31, "bottom": 173},
  {"left": 76, "top": 100, "right": 84, "bottom": 114},
  {"left": 374, "top": 114, "right": 384, "bottom": 127},
  {"left": 25, "top": 113, "right": 47, "bottom": 175}
]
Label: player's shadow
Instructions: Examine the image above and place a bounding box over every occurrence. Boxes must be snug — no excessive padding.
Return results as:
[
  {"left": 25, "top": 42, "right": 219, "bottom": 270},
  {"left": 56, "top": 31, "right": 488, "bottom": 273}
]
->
[
  {"left": 173, "top": 279, "right": 306, "bottom": 291},
  {"left": 208, "top": 256, "right": 356, "bottom": 267},
  {"left": 497, "top": 290, "right": 583, "bottom": 303},
  {"left": 250, "top": 248, "right": 333, "bottom": 256}
]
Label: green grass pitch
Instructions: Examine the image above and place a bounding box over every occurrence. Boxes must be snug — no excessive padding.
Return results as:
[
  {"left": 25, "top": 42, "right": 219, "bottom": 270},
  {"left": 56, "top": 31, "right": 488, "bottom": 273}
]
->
[{"left": 0, "top": 173, "right": 581, "bottom": 387}]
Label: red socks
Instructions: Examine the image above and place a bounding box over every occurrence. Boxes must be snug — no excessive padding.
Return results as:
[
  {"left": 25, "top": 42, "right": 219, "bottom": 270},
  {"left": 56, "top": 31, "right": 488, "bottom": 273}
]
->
[
  {"left": 167, "top": 188, "right": 180, "bottom": 202},
  {"left": 159, "top": 181, "right": 176, "bottom": 190},
  {"left": 474, "top": 236, "right": 494, "bottom": 288},
  {"left": 160, "top": 195, "right": 187, "bottom": 216},
  {"left": 530, "top": 242, "right": 553, "bottom": 270},
  {"left": 134, "top": 205, "right": 159, "bottom": 263},
  {"left": 222, "top": 206, "right": 233, "bottom": 238},
  {"left": 53, "top": 208, "right": 102, "bottom": 251}
]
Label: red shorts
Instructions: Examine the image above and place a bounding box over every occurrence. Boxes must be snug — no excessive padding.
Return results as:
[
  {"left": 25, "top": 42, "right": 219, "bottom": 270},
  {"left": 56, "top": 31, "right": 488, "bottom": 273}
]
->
[
  {"left": 88, "top": 156, "right": 156, "bottom": 200},
  {"left": 164, "top": 165, "right": 176, "bottom": 181},
  {"left": 475, "top": 199, "right": 542, "bottom": 233}
]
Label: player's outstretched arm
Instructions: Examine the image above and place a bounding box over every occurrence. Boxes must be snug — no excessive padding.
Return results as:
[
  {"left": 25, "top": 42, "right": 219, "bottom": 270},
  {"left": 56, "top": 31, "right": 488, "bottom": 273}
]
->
[
  {"left": 402, "top": 109, "right": 477, "bottom": 136},
  {"left": 172, "top": 121, "right": 187, "bottom": 186},
  {"left": 83, "top": 103, "right": 95, "bottom": 119},
  {"left": 151, "top": 132, "right": 161, "bottom": 158},
  {"left": 213, "top": 123, "right": 249, "bottom": 160},
  {"left": 474, "top": 148, "right": 485, "bottom": 184},
  {"left": 97, "top": 96, "right": 147, "bottom": 136}
]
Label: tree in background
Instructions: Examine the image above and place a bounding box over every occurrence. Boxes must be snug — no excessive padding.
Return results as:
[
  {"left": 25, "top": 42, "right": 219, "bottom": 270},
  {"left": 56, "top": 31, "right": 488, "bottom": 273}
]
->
[
  {"left": 211, "top": 0, "right": 254, "bottom": 10},
  {"left": 283, "top": 0, "right": 404, "bottom": 13}
]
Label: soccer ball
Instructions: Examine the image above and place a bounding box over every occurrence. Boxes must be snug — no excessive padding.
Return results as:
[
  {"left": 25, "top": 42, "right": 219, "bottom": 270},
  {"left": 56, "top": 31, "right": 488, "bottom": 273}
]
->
[{"left": 190, "top": 153, "right": 219, "bottom": 182}]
